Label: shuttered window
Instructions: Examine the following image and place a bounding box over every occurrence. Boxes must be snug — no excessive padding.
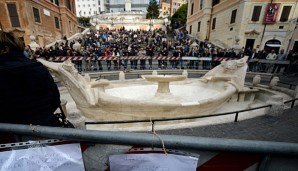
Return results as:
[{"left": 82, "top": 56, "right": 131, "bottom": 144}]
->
[
  {"left": 230, "top": 9, "right": 237, "bottom": 24},
  {"left": 33, "top": 7, "right": 41, "bottom": 23},
  {"left": 191, "top": 3, "right": 194, "bottom": 15},
  {"left": 212, "top": 18, "right": 216, "bottom": 30},
  {"left": 280, "top": 6, "right": 291, "bottom": 22},
  {"left": 55, "top": 17, "right": 60, "bottom": 29},
  {"left": 212, "top": 0, "right": 220, "bottom": 6},
  {"left": 7, "top": 3, "right": 20, "bottom": 27},
  {"left": 251, "top": 6, "right": 262, "bottom": 22},
  {"left": 197, "top": 21, "right": 201, "bottom": 32}
]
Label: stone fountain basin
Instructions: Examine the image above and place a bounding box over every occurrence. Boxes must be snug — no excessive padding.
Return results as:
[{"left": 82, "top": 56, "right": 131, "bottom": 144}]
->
[
  {"left": 78, "top": 79, "right": 236, "bottom": 121},
  {"left": 106, "top": 85, "right": 219, "bottom": 102}
]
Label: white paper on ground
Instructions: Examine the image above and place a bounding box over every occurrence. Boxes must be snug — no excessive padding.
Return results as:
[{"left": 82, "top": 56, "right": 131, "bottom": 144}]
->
[
  {"left": 109, "top": 153, "right": 198, "bottom": 171},
  {"left": 0, "top": 143, "right": 84, "bottom": 171}
]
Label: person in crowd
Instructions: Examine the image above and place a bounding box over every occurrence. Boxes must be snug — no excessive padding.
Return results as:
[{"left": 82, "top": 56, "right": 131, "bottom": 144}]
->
[
  {"left": 160, "top": 47, "right": 168, "bottom": 69},
  {"left": 265, "top": 49, "right": 277, "bottom": 73},
  {"left": 146, "top": 45, "right": 154, "bottom": 69},
  {"left": 248, "top": 49, "right": 258, "bottom": 72},
  {"left": 0, "top": 31, "right": 73, "bottom": 128},
  {"left": 188, "top": 47, "right": 198, "bottom": 69},
  {"left": 272, "top": 49, "right": 286, "bottom": 74},
  {"left": 105, "top": 47, "right": 112, "bottom": 70},
  {"left": 266, "top": 49, "right": 277, "bottom": 60},
  {"left": 23, "top": 45, "right": 33, "bottom": 59},
  {"left": 138, "top": 47, "right": 147, "bottom": 70}
]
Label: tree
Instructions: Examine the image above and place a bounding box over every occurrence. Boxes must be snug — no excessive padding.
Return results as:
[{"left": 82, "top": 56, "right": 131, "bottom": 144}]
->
[
  {"left": 78, "top": 17, "right": 91, "bottom": 27},
  {"left": 146, "top": 0, "right": 160, "bottom": 19},
  {"left": 171, "top": 3, "right": 188, "bottom": 29}
]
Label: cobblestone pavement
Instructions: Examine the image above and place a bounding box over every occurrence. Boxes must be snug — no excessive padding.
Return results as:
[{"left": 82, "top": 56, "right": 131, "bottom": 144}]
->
[
  {"left": 156, "top": 105, "right": 298, "bottom": 143},
  {"left": 154, "top": 74, "right": 298, "bottom": 143}
]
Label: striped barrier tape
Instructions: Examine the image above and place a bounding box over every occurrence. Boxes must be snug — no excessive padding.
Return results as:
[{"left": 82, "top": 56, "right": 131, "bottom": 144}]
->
[{"left": 47, "top": 56, "right": 236, "bottom": 61}]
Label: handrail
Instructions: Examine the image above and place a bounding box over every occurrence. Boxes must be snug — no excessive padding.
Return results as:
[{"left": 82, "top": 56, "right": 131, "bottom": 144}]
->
[
  {"left": 278, "top": 81, "right": 297, "bottom": 89},
  {"left": 85, "top": 104, "right": 272, "bottom": 125},
  {"left": 1, "top": 123, "right": 298, "bottom": 156}
]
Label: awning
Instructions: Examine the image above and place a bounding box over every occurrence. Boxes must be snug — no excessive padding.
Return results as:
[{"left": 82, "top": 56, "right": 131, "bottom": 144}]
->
[{"left": 266, "top": 44, "right": 281, "bottom": 47}]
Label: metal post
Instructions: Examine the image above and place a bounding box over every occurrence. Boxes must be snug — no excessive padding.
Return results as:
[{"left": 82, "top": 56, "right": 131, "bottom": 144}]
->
[
  {"left": 234, "top": 112, "right": 239, "bottom": 122},
  {"left": 151, "top": 121, "right": 155, "bottom": 133},
  {"left": 291, "top": 99, "right": 295, "bottom": 108}
]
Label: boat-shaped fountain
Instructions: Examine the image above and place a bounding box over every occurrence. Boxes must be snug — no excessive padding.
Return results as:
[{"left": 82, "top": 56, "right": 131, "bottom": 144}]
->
[{"left": 38, "top": 57, "right": 248, "bottom": 122}]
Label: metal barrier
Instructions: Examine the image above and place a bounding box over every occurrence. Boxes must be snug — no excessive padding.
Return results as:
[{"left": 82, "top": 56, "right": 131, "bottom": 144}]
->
[
  {"left": 47, "top": 56, "right": 291, "bottom": 74},
  {"left": 85, "top": 104, "right": 273, "bottom": 129},
  {"left": 1, "top": 123, "right": 298, "bottom": 156}
]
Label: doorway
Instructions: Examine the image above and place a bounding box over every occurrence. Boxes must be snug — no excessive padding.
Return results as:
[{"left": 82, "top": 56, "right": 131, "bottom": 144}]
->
[
  {"left": 265, "top": 39, "right": 281, "bottom": 53},
  {"left": 245, "top": 39, "right": 255, "bottom": 50}
]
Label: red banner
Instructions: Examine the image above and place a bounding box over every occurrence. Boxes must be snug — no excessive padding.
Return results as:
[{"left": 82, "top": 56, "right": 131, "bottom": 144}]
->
[{"left": 263, "top": 3, "right": 280, "bottom": 24}]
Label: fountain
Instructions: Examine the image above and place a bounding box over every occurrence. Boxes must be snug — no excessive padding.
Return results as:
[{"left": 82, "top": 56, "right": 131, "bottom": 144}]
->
[{"left": 38, "top": 57, "right": 249, "bottom": 122}]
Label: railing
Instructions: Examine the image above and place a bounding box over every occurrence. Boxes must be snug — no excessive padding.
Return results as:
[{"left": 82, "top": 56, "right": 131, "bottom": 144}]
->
[
  {"left": 85, "top": 104, "right": 275, "bottom": 132},
  {"left": 284, "top": 98, "right": 298, "bottom": 109},
  {"left": 278, "top": 81, "right": 297, "bottom": 90},
  {"left": 1, "top": 123, "right": 298, "bottom": 156}
]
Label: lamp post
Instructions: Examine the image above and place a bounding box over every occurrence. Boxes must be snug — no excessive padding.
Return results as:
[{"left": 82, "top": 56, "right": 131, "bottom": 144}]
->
[
  {"left": 111, "top": 10, "right": 114, "bottom": 29},
  {"left": 149, "top": 12, "right": 153, "bottom": 31}
]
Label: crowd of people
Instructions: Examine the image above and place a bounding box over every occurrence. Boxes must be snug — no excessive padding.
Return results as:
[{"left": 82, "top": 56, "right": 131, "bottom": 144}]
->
[{"left": 23, "top": 28, "right": 298, "bottom": 74}]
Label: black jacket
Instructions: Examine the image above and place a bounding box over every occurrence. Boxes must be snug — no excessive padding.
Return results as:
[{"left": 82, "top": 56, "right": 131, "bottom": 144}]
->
[{"left": 0, "top": 51, "right": 61, "bottom": 126}]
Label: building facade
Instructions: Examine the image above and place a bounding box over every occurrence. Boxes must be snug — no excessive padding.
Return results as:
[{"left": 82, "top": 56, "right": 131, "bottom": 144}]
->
[
  {"left": 160, "top": 0, "right": 187, "bottom": 16},
  {"left": 187, "top": 0, "right": 298, "bottom": 53},
  {"left": 76, "top": 0, "right": 148, "bottom": 16},
  {"left": 75, "top": 0, "right": 104, "bottom": 17},
  {"left": 160, "top": 1, "right": 170, "bottom": 18},
  {"left": 0, "top": 0, "right": 78, "bottom": 47}
]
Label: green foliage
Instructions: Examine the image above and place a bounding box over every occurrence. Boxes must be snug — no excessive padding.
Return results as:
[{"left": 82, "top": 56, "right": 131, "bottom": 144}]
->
[
  {"left": 78, "top": 17, "right": 91, "bottom": 27},
  {"left": 146, "top": 0, "right": 160, "bottom": 19},
  {"left": 171, "top": 3, "right": 188, "bottom": 28}
]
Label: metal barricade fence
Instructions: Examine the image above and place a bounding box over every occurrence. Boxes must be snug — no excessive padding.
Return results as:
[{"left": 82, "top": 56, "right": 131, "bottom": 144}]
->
[{"left": 46, "top": 56, "right": 291, "bottom": 73}]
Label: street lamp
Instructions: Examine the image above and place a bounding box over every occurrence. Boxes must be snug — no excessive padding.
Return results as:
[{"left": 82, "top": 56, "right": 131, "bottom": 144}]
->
[
  {"left": 149, "top": 12, "right": 153, "bottom": 31},
  {"left": 111, "top": 10, "right": 114, "bottom": 28}
]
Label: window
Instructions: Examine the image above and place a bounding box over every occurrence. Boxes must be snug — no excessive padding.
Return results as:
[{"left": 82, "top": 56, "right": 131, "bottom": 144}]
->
[
  {"left": 98, "top": 0, "right": 100, "bottom": 5},
  {"left": 280, "top": 6, "right": 292, "bottom": 22},
  {"left": 164, "top": 7, "right": 166, "bottom": 10},
  {"left": 83, "top": 5, "right": 85, "bottom": 7},
  {"left": 54, "top": 16, "right": 60, "bottom": 29},
  {"left": 212, "top": 18, "right": 216, "bottom": 30},
  {"left": 212, "top": 0, "right": 220, "bottom": 6},
  {"left": 197, "top": 21, "right": 201, "bottom": 32},
  {"left": 191, "top": 3, "right": 194, "bottom": 15},
  {"left": 178, "top": 3, "right": 180, "bottom": 6},
  {"left": 200, "top": 0, "right": 204, "bottom": 10},
  {"left": 189, "top": 25, "right": 192, "bottom": 34},
  {"left": 50, "top": 0, "right": 59, "bottom": 5},
  {"left": 251, "top": 6, "right": 262, "bottom": 21},
  {"left": 69, "top": 21, "right": 71, "bottom": 31},
  {"left": 7, "top": 3, "right": 20, "bottom": 27},
  {"left": 78, "top": 5, "right": 80, "bottom": 7},
  {"left": 230, "top": 9, "right": 237, "bottom": 24},
  {"left": 66, "top": 0, "right": 71, "bottom": 10},
  {"left": 33, "top": 7, "right": 41, "bottom": 23}
]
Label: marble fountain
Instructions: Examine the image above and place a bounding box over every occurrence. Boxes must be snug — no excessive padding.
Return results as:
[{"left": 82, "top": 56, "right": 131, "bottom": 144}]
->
[{"left": 38, "top": 56, "right": 295, "bottom": 131}]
